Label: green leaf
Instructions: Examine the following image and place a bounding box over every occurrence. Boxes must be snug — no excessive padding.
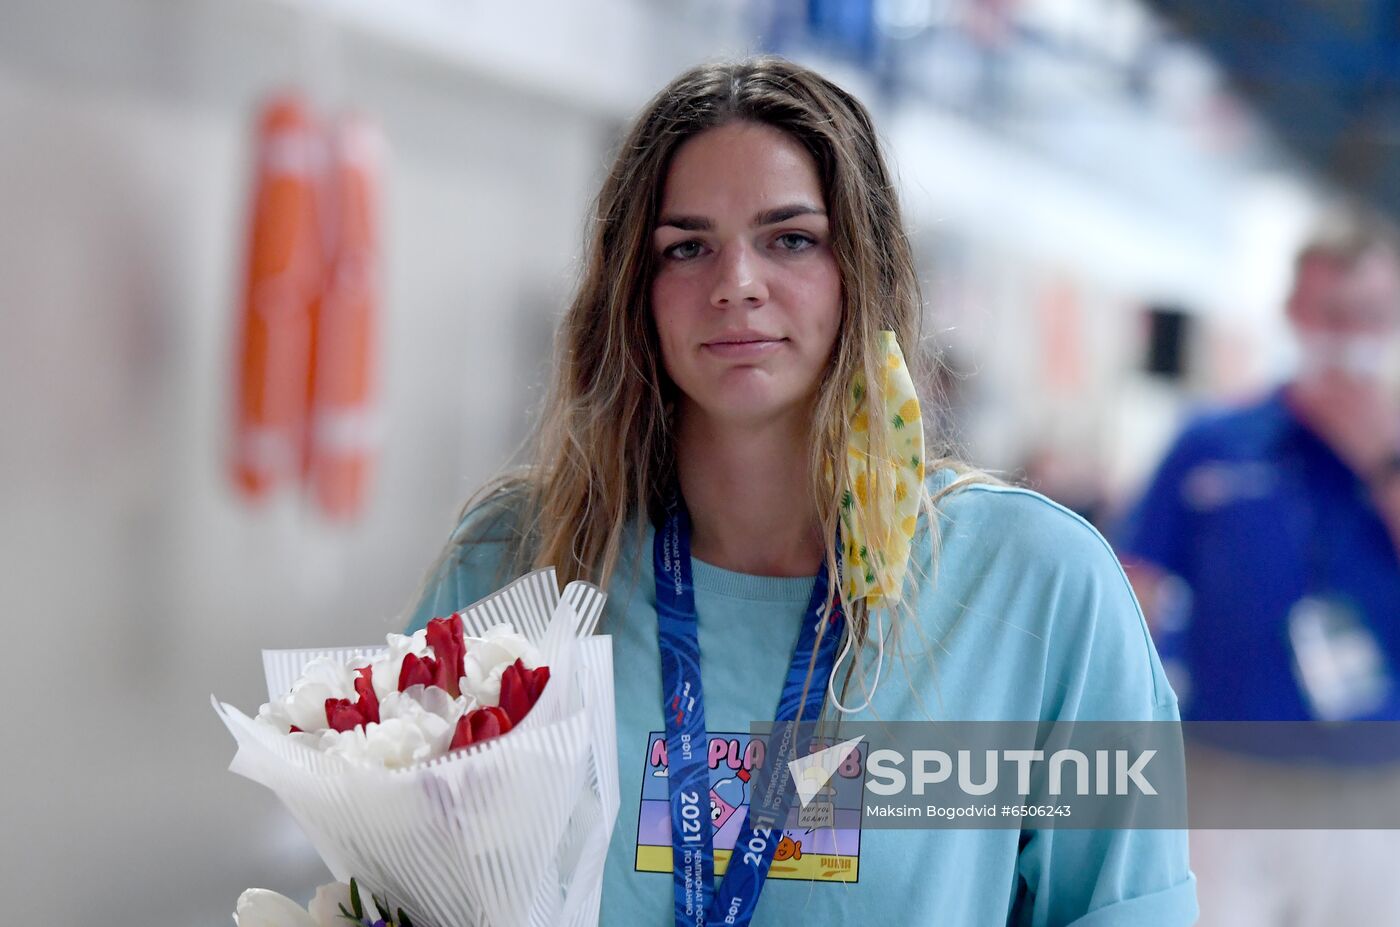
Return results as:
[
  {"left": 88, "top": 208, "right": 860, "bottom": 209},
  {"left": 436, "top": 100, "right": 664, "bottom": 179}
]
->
[
  {"left": 841, "top": 490, "right": 852, "bottom": 510},
  {"left": 911, "top": 455, "right": 920, "bottom": 469},
  {"left": 350, "top": 879, "right": 365, "bottom": 920},
  {"left": 892, "top": 415, "right": 905, "bottom": 429},
  {"left": 398, "top": 909, "right": 414, "bottom": 927}
]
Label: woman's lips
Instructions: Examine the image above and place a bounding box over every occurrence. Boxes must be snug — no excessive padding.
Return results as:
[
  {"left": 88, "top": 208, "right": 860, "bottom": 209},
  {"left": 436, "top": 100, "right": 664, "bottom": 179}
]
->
[{"left": 702, "top": 338, "right": 786, "bottom": 358}]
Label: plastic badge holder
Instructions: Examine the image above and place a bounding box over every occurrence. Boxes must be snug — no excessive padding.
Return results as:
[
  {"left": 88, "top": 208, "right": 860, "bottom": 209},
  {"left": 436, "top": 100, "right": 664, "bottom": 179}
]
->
[{"left": 1287, "top": 593, "right": 1392, "bottom": 722}]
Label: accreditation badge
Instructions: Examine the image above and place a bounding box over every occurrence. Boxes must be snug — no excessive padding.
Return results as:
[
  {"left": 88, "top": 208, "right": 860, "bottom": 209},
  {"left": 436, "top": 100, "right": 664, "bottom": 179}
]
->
[
  {"left": 634, "top": 731, "right": 866, "bottom": 883},
  {"left": 1287, "top": 594, "right": 1393, "bottom": 721}
]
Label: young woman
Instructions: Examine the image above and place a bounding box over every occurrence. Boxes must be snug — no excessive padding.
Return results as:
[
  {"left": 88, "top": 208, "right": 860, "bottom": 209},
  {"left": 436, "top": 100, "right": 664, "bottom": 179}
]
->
[{"left": 406, "top": 56, "right": 1197, "bottom": 926}]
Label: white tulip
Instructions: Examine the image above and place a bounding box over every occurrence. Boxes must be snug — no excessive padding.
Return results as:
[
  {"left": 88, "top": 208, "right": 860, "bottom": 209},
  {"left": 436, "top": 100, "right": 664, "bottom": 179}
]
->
[
  {"left": 307, "top": 881, "right": 388, "bottom": 926},
  {"left": 368, "top": 630, "right": 430, "bottom": 701},
  {"left": 306, "top": 882, "right": 352, "bottom": 926},
  {"left": 460, "top": 623, "right": 541, "bottom": 706},
  {"left": 257, "top": 657, "right": 355, "bottom": 733},
  {"left": 233, "top": 888, "right": 318, "bottom": 927},
  {"left": 318, "top": 687, "right": 467, "bottom": 769}
]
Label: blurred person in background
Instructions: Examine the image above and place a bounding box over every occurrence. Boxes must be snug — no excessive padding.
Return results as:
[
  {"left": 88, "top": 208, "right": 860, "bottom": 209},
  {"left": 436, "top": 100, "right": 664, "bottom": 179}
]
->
[{"left": 1116, "top": 206, "right": 1400, "bottom": 925}]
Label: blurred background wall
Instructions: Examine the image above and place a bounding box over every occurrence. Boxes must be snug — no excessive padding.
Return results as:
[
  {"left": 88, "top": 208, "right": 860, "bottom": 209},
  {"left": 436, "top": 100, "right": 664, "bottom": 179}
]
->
[{"left": 0, "top": 0, "right": 1371, "bottom": 922}]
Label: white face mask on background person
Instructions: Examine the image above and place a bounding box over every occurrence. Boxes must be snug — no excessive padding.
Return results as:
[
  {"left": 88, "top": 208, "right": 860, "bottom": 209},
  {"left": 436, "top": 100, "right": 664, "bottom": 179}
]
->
[{"left": 1297, "top": 330, "right": 1390, "bottom": 382}]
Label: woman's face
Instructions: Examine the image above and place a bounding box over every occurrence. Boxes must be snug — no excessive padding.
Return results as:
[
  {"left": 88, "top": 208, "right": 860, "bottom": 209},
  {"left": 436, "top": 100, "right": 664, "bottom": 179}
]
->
[{"left": 650, "top": 120, "right": 843, "bottom": 429}]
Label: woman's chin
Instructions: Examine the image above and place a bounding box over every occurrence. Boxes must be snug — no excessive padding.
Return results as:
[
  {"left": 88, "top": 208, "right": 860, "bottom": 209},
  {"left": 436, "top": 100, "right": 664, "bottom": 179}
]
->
[{"left": 693, "top": 392, "right": 811, "bottom": 429}]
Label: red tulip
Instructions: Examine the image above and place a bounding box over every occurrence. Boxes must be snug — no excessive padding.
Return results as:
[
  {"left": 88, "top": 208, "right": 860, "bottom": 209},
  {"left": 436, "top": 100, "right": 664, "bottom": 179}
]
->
[
  {"left": 325, "top": 697, "right": 368, "bottom": 733},
  {"left": 398, "top": 652, "right": 434, "bottom": 691},
  {"left": 498, "top": 659, "right": 550, "bottom": 726},
  {"left": 425, "top": 614, "right": 467, "bottom": 697},
  {"left": 353, "top": 665, "right": 379, "bottom": 725},
  {"left": 449, "top": 705, "right": 514, "bottom": 750},
  {"left": 525, "top": 663, "right": 550, "bottom": 702}
]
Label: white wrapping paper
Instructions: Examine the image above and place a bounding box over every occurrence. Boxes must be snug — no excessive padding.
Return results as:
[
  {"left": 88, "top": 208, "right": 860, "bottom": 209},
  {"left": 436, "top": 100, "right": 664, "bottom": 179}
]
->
[{"left": 214, "top": 569, "right": 619, "bottom": 927}]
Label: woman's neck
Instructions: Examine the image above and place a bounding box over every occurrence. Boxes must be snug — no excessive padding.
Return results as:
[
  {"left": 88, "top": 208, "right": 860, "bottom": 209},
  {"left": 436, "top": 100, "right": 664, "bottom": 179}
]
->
[{"left": 674, "top": 404, "right": 824, "bottom": 577}]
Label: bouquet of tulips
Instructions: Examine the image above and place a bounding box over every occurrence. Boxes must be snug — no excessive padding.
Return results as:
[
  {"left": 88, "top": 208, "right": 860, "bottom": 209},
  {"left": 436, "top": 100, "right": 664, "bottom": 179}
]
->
[{"left": 214, "top": 569, "right": 618, "bottom": 927}]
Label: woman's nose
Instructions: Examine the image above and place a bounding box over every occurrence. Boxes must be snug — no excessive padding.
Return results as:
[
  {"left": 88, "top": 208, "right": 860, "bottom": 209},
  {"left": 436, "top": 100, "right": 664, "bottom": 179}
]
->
[{"left": 709, "top": 242, "right": 768, "bottom": 308}]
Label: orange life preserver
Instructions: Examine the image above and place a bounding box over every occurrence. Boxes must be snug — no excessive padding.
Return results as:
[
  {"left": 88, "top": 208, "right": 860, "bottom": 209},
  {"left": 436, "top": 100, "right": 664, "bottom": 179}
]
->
[
  {"left": 303, "top": 113, "right": 382, "bottom": 521},
  {"left": 230, "top": 94, "right": 325, "bottom": 501}
]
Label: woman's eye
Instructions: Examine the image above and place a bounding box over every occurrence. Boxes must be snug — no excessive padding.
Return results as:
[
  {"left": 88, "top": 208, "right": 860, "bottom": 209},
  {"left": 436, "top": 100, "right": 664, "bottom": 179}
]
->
[
  {"left": 776, "top": 232, "right": 816, "bottom": 252},
  {"left": 662, "top": 240, "right": 704, "bottom": 261}
]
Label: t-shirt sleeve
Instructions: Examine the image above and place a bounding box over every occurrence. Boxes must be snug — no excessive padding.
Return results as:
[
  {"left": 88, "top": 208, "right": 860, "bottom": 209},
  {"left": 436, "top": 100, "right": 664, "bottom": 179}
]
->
[
  {"left": 402, "top": 494, "right": 522, "bottom": 635},
  {"left": 1113, "top": 427, "right": 1205, "bottom": 581},
  {"left": 1011, "top": 707, "right": 1199, "bottom": 926},
  {"left": 1013, "top": 507, "right": 1198, "bottom": 926}
]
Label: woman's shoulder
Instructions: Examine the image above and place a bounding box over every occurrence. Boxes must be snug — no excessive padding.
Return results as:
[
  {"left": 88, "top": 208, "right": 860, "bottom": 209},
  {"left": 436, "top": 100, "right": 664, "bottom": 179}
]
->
[
  {"left": 404, "top": 481, "right": 534, "bottom": 633},
  {"left": 921, "top": 466, "right": 1175, "bottom": 714},
  {"left": 925, "top": 466, "right": 1121, "bottom": 578},
  {"left": 448, "top": 479, "right": 533, "bottom": 545}
]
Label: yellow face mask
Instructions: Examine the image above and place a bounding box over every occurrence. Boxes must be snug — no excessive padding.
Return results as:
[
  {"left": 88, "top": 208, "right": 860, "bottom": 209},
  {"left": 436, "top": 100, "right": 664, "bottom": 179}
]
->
[{"left": 839, "top": 330, "right": 925, "bottom": 609}]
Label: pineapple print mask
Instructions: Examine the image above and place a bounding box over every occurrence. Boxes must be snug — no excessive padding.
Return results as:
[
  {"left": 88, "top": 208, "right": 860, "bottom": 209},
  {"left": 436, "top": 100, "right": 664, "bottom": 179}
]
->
[{"left": 838, "top": 330, "right": 925, "bottom": 610}]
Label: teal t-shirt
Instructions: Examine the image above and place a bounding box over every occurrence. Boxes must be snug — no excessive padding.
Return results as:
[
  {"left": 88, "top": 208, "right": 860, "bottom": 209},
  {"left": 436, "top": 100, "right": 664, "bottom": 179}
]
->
[{"left": 406, "top": 469, "right": 1198, "bottom": 925}]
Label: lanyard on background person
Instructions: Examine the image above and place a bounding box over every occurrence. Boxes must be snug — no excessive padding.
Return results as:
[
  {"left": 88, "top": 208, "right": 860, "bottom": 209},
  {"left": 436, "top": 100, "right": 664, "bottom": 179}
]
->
[{"left": 654, "top": 491, "right": 846, "bottom": 927}]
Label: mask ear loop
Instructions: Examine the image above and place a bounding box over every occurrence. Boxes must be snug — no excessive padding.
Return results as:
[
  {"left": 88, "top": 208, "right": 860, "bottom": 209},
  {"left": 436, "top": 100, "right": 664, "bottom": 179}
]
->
[{"left": 827, "top": 606, "right": 884, "bottom": 714}]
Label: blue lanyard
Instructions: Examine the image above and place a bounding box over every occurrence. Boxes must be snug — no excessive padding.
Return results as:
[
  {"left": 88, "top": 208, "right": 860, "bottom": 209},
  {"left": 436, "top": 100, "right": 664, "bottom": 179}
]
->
[{"left": 654, "top": 492, "right": 846, "bottom": 927}]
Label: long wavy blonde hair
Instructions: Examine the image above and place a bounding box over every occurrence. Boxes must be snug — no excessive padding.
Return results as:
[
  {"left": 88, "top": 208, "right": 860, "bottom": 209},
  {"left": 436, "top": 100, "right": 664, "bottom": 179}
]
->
[{"left": 411, "top": 54, "right": 994, "bottom": 713}]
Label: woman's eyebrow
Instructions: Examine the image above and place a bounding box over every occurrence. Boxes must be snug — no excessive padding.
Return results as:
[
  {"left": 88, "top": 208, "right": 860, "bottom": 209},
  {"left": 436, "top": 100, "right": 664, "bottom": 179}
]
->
[{"left": 655, "top": 203, "right": 826, "bottom": 232}]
